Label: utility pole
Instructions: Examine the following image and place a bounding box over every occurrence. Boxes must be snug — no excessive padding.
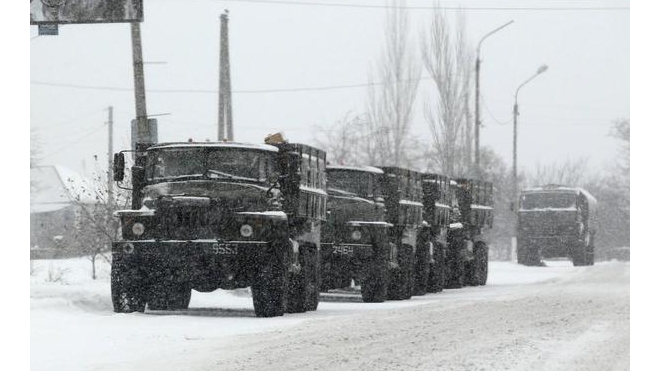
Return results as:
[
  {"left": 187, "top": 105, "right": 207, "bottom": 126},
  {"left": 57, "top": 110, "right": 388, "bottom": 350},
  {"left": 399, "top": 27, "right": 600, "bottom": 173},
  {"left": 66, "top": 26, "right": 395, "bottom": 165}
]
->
[
  {"left": 474, "top": 20, "right": 514, "bottom": 179},
  {"left": 107, "top": 106, "right": 114, "bottom": 203},
  {"left": 131, "top": 22, "right": 150, "bottom": 145},
  {"left": 218, "top": 11, "right": 233, "bottom": 141}
]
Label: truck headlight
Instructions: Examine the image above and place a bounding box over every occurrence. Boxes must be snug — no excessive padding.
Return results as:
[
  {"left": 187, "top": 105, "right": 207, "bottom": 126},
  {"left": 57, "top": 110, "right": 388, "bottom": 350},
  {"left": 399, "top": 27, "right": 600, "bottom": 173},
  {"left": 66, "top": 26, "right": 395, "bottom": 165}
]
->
[
  {"left": 351, "top": 230, "right": 362, "bottom": 241},
  {"left": 240, "top": 224, "right": 254, "bottom": 238},
  {"left": 132, "top": 222, "right": 145, "bottom": 236}
]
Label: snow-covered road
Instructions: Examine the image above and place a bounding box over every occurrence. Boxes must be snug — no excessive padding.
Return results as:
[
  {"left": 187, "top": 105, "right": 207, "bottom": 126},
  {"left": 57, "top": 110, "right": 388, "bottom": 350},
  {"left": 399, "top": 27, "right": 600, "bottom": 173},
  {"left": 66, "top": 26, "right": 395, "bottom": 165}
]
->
[{"left": 30, "top": 258, "right": 629, "bottom": 371}]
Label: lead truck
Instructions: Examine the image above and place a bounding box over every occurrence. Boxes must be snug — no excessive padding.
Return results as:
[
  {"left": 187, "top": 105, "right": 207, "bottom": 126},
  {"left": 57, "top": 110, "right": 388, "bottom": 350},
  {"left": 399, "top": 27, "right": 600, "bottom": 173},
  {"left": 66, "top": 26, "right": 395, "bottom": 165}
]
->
[{"left": 110, "top": 136, "right": 327, "bottom": 317}]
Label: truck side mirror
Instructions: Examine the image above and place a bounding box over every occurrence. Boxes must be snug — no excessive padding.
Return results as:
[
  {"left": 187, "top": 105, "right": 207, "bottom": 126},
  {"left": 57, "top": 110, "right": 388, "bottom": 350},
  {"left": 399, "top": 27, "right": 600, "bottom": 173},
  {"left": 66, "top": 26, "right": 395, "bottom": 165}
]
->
[{"left": 113, "top": 153, "right": 125, "bottom": 182}]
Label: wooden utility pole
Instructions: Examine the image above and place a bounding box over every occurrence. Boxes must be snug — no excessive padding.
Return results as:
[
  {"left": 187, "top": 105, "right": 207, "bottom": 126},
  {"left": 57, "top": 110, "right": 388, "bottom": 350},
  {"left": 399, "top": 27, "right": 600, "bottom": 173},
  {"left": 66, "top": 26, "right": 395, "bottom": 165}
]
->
[
  {"left": 218, "top": 11, "right": 233, "bottom": 141},
  {"left": 107, "top": 106, "right": 114, "bottom": 203}
]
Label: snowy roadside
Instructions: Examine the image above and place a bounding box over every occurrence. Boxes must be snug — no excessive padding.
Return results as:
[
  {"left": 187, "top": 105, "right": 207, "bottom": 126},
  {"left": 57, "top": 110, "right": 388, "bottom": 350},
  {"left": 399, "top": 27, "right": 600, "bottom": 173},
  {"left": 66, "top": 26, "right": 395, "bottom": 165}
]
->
[{"left": 30, "top": 257, "right": 625, "bottom": 371}]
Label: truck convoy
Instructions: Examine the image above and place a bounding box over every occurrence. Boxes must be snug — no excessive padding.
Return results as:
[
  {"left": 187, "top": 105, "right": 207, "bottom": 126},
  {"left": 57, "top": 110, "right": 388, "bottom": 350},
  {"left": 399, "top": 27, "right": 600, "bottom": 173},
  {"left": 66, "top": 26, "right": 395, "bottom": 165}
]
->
[
  {"left": 110, "top": 135, "right": 495, "bottom": 317},
  {"left": 516, "top": 185, "right": 597, "bottom": 267},
  {"left": 110, "top": 138, "right": 327, "bottom": 317}
]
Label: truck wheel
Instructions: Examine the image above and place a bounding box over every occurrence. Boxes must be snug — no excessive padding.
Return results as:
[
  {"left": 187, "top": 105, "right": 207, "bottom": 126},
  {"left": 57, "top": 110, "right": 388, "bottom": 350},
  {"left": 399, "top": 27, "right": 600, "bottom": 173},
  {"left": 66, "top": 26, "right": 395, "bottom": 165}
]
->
[
  {"left": 286, "top": 244, "right": 316, "bottom": 313},
  {"left": 445, "top": 245, "right": 465, "bottom": 289},
  {"left": 387, "top": 243, "right": 414, "bottom": 300},
  {"left": 587, "top": 233, "right": 595, "bottom": 266},
  {"left": 426, "top": 243, "right": 445, "bottom": 293},
  {"left": 148, "top": 283, "right": 191, "bottom": 310},
  {"left": 303, "top": 246, "right": 320, "bottom": 312},
  {"left": 111, "top": 256, "right": 146, "bottom": 313},
  {"left": 413, "top": 237, "right": 431, "bottom": 296},
  {"left": 361, "top": 239, "right": 389, "bottom": 303},
  {"left": 474, "top": 242, "right": 489, "bottom": 286},
  {"left": 516, "top": 243, "right": 528, "bottom": 265},
  {"left": 252, "top": 257, "right": 287, "bottom": 318},
  {"left": 572, "top": 236, "right": 589, "bottom": 267}
]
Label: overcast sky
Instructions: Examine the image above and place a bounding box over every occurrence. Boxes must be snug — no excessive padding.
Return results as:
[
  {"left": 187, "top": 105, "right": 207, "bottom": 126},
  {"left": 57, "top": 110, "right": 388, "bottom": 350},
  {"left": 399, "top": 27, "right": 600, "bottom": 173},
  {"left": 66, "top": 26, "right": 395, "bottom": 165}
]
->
[{"left": 30, "top": 0, "right": 629, "bottom": 178}]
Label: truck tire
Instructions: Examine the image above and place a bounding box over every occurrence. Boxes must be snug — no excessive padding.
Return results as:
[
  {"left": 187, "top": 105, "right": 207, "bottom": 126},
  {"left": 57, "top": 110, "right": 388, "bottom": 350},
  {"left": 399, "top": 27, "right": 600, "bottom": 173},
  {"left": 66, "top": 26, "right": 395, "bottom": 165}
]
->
[
  {"left": 445, "top": 244, "right": 465, "bottom": 289},
  {"left": 587, "top": 233, "right": 595, "bottom": 266},
  {"left": 413, "top": 236, "right": 431, "bottom": 296},
  {"left": 304, "top": 245, "right": 320, "bottom": 312},
  {"left": 252, "top": 256, "right": 287, "bottom": 318},
  {"left": 472, "top": 242, "right": 488, "bottom": 286},
  {"left": 426, "top": 242, "right": 445, "bottom": 293},
  {"left": 387, "top": 243, "right": 414, "bottom": 300},
  {"left": 148, "top": 283, "right": 191, "bottom": 310},
  {"left": 111, "top": 256, "right": 146, "bottom": 313},
  {"left": 286, "top": 244, "right": 317, "bottom": 313},
  {"left": 572, "top": 234, "right": 589, "bottom": 267},
  {"left": 361, "top": 239, "right": 389, "bottom": 303},
  {"left": 516, "top": 243, "right": 528, "bottom": 265}
]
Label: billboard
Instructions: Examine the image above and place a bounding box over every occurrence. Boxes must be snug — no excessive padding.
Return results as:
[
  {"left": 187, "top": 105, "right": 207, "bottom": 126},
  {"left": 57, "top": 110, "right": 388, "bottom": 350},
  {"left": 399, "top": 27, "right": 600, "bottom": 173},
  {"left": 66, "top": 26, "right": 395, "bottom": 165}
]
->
[{"left": 30, "top": 0, "right": 143, "bottom": 25}]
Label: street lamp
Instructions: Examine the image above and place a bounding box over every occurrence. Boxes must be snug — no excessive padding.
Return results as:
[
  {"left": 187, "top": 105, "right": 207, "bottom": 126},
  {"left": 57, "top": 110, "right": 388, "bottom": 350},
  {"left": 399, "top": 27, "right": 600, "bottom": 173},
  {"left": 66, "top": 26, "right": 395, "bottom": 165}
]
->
[
  {"left": 512, "top": 64, "right": 549, "bottom": 202},
  {"left": 474, "top": 20, "right": 514, "bottom": 179}
]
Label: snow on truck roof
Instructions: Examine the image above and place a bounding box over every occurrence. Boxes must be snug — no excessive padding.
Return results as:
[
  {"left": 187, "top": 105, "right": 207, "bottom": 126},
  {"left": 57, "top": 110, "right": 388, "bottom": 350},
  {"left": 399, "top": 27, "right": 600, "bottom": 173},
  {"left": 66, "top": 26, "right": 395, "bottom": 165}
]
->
[
  {"left": 523, "top": 185, "right": 597, "bottom": 205},
  {"left": 149, "top": 142, "right": 280, "bottom": 152},
  {"left": 326, "top": 165, "right": 384, "bottom": 174}
]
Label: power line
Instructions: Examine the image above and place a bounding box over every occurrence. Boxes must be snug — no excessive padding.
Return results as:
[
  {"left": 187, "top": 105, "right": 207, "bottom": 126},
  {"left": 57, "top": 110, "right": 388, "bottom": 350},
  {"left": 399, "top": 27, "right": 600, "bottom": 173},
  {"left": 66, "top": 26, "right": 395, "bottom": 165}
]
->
[
  {"left": 31, "top": 77, "right": 433, "bottom": 94},
  {"left": 41, "top": 124, "right": 107, "bottom": 158},
  {"left": 221, "top": 0, "right": 629, "bottom": 11}
]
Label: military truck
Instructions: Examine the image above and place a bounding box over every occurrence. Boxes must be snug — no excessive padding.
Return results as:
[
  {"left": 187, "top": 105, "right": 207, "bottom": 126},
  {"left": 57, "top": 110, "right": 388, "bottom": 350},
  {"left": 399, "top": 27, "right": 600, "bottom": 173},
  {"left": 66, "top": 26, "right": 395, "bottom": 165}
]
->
[
  {"left": 411, "top": 173, "right": 454, "bottom": 296},
  {"left": 320, "top": 165, "right": 392, "bottom": 302},
  {"left": 377, "top": 167, "right": 424, "bottom": 300},
  {"left": 517, "top": 185, "right": 597, "bottom": 266},
  {"left": 110, "top": 138, "right": 327, "bottom": 317},
  {"left": 444, "top": 178, "right": 493, "bottom": 288}
]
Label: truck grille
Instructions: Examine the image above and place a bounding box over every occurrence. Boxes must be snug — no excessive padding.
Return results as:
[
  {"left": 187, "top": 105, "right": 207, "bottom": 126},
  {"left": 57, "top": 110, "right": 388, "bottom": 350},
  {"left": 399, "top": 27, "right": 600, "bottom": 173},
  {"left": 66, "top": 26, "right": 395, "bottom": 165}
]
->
[{"left": 160, "top": 207, "right": 218, "bottom": 240}]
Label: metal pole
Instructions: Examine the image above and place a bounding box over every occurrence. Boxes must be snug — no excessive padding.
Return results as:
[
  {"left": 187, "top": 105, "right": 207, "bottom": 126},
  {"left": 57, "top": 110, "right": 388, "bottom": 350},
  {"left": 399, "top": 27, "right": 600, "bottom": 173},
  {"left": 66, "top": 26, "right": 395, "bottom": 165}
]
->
[
  {"left": 107, "top": 106, "right": 114, "bottom": 203},
  {"left": 473, "top": 20, "right": 514, "bottom": 179},
  {"left": 131, "top": 22, "right": 150, "bottom": 145},
  {"left": 513, "top": 101, "right": 518, "bottom": 202},
  {"left": 217, "top": 15, "right": 225, "bottom": 141},
  {"left": 218, "top": 12, "right": 233, "bottom": 141}
]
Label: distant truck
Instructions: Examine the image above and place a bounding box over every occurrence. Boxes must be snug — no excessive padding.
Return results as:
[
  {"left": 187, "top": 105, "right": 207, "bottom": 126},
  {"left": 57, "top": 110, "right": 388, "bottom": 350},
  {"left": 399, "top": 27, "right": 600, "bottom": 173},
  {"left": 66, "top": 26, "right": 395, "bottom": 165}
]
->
[
  {"left": 411, "top": 173, "right": 454, "bottom": 295},
  {"left": 110, "top": 138, "right": 327, "bottom": 317},
  {"left": 378, "top": 167, "right": 425, "bottom": 300},
  {"left": 444, "top": 178, "right": 493, "bottom": 288},
  {"left": 320, "top": 165, "right": 392, "bottom": 302},
  {"left": 517, "top": 185, "right": 597, "bottom": 266}
]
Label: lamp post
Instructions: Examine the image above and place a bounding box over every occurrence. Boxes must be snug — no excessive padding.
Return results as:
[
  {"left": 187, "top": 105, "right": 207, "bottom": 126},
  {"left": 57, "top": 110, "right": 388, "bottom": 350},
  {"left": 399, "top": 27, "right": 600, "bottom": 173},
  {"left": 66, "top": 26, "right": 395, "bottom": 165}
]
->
[
  {"left": 513, "top": 64, "right": 548, "bottom": 202},
  {"left": 474, "top": 20, "right": 514, "bottom": 179}
]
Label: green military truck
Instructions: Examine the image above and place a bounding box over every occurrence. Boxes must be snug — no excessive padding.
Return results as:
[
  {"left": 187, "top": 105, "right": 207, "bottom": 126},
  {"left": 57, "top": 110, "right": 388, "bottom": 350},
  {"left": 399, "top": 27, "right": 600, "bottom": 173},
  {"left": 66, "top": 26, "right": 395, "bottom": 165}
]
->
[
  {"left": 411, "top": 173, "right": 455, "bottom": 295},
  {"left": 517, "top": 185, "right": 597, "bottom": 266},
  {"left": 377, "top": 167, "right": 424, "bottom": 300},
  {"left": 320, "top": 165, "right": 392, "bottom": 302},
  {"left": 444, "top": 178, "right": 493, "bottom": 288},
  {"left": 110, "top": 138, "right": 327, "bottom": 317}
]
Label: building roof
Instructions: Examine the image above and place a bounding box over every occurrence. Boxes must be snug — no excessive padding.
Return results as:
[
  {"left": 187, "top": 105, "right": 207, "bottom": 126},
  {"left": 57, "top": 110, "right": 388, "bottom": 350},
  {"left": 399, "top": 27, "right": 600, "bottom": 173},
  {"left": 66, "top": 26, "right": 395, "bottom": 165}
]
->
[{"left": 30, "top": 165, "right": 97, "bottom": 214}]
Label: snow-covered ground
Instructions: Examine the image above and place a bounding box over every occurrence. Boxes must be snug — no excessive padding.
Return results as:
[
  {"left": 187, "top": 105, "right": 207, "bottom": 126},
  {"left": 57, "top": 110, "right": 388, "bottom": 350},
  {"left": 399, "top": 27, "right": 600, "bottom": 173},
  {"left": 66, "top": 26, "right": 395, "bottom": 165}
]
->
[{"left": 30, "top": 258, "right": 629, "bottom": 371}]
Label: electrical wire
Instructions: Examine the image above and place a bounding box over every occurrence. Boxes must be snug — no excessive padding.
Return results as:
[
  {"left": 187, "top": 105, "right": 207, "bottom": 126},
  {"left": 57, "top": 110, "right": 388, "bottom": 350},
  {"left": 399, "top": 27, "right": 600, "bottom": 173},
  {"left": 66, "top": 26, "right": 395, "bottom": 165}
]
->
[
  {"left": 31, "top": 77, "right": 434, "bottom": 94},
  {"left": 41, "top": 123, "right": 107, "bottom": 158},
  {"left": 220, "top": 0, "right": 629, "bottom": 11}
]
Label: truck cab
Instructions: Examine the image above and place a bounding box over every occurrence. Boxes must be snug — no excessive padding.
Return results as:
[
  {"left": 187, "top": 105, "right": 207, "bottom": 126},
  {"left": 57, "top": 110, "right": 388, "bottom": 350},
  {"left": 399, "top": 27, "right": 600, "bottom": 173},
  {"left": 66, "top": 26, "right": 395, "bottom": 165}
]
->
[
  {"left": 320, "top": 165, "right": 392, "bottom": 302},
  {"left": 517, "top": 185, "right": 597, "bottom": 266},
  {"left": 111, "top": 140, "right": 327, "bottom": 317}
]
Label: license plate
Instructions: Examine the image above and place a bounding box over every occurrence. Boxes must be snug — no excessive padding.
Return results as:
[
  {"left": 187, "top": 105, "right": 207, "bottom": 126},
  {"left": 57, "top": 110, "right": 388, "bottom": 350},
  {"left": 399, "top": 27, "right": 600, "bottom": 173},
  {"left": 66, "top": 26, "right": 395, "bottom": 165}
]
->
[
  {"left": 211, "top": 243, "right": 238, "bottom": 255},
  {"left": 333, "top": 245, "right": 354, "bottom": 255}
]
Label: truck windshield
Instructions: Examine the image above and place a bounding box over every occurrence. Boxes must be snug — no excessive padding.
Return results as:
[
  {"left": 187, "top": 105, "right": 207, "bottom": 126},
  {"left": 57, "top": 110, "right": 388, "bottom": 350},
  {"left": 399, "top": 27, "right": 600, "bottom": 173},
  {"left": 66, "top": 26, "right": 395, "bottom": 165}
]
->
[
  {"left": 520, "top": 192, "right": 577, "bottom": 210},
  {"left": 327, "top": 170, "right": 373, "bottom": 198},
  {"left": 146, "top": 147, "right": 275, "bottom": 183}
]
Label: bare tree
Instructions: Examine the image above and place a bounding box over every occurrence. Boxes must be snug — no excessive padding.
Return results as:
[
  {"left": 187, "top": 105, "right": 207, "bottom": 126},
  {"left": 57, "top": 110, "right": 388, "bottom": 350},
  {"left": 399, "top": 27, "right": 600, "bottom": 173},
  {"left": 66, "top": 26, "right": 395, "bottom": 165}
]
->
[
  {"left": 313, "top": 113, "right": 368, "bottom": 166},
  {"left": 421, "top": 7, "right": 473, "bottom": 177},
  {"left": 64, "top": 158, "right": 130, "bottom": 279},
  {"left": 525, "top": 158, "right": 591, "bottom": 188},
  {"left": 365, "top": 0, "right": 421, "bottom": 167}
]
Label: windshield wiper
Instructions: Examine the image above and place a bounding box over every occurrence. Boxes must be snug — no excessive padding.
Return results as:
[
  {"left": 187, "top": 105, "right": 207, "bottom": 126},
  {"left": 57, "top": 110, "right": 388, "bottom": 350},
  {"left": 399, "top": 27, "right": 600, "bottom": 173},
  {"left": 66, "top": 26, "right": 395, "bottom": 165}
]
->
[{"left": 205, "top": 169, "right": 259, "bottom": 182}]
